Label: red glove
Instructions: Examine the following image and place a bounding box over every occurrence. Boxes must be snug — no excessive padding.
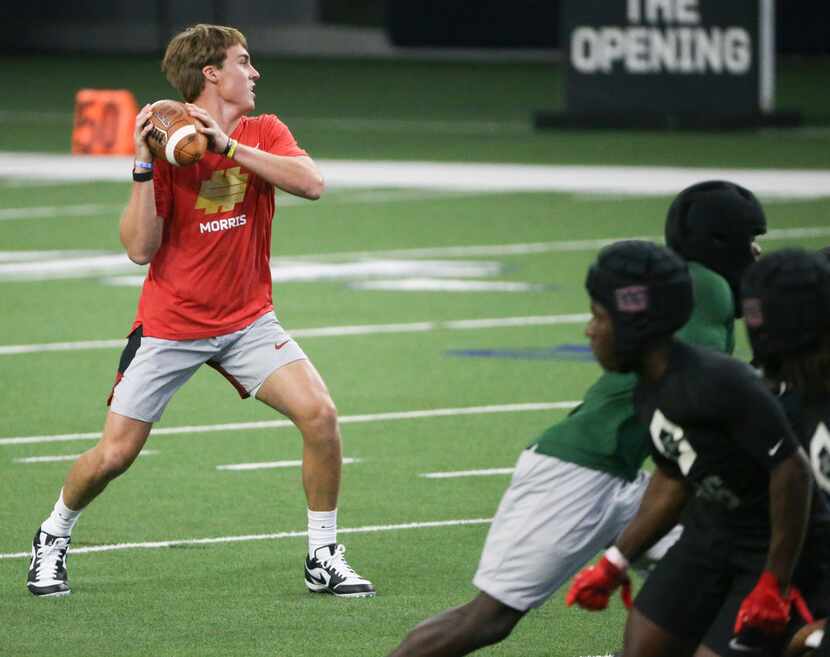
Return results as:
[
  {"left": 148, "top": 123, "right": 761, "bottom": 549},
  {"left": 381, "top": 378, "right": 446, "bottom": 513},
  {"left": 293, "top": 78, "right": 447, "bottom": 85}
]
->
[
  {"left": 566, "top": 549, "right": 632, "bottom": 611},
  {"left": 734, "top": 571, "right": 791, "bottom": 636}
]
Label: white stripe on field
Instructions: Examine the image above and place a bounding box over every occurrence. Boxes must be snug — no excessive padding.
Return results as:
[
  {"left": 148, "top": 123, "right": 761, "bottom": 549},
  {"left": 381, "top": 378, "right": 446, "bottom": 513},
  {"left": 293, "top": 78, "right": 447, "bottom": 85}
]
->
[
  {"left": 13, "top": 450, "right": 159, "bottom": 464},
  {"left": 2, "top": 153, "right": 829, "bottom": 198},
  {"left": 217, "top": 457, "right": 361, "bottom": 471},
  {"left": 0, "top": 313, "right": 591, "bottom": 356},
  {"left": 0, "top": 225, "right": 826, "bottom": 282},
  {"left": 0, "top": 401, "right": 579, "bottom": 446},
  {"left": 0, "top": 204, "right": 120, "bottom": 221},
  {"left": 420, "top": 468, "right": 515, "bottom": 478},
  {"left": 0, "top": 189, "right": 487, "bottom": 222},
  {"left": 0, "top": 517, "right": 494, "bottom": 560}
]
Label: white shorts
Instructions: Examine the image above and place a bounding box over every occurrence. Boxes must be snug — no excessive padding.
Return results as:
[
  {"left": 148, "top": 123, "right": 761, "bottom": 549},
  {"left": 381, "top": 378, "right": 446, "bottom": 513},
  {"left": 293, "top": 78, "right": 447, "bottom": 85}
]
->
[
  {"left": 473, "top": 448, "right": 651, "bottom": 612},
  {"left": 109, "top": 312, "right": 307, "bottom": 423}
]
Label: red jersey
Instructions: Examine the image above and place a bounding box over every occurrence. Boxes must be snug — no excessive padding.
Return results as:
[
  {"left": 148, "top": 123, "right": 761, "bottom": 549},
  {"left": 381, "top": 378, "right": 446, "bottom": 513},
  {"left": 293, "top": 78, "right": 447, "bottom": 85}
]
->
[{"left": 133, "top": 114, "right": 307, "bottom": 339}]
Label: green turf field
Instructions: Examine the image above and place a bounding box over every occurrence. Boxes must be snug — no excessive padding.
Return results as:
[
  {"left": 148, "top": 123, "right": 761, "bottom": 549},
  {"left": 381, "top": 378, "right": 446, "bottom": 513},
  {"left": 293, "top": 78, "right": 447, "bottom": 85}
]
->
[{"left": 1, "top": 55, "right": 829, "bottom": 657}]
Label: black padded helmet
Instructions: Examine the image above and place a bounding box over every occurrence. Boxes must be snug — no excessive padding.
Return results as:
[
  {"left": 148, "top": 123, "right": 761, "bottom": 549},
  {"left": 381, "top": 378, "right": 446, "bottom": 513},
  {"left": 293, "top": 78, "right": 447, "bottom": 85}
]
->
[
  {"left": 742, "top": 248, "right": 830, "bottom": 365},
  {"left": 666, "top": 180, "right": 766, "bottom": 316},
  {"left": 586, "top": 240, "right": 694, "bottom": 370}
]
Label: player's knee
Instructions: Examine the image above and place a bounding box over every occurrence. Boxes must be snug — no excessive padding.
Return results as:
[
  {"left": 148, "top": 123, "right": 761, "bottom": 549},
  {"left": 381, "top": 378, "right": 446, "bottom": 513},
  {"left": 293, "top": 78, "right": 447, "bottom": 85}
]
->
[
  {"left": 97, "top": 443, "right": 141, "bottom": 478},
  {"left": 474, "top": 613, "right": 518, "bottom": 646},
  {"left": 297, "top": 396, "right": 339, "bottom": 441},
  {"left": 461, "top": 598, "right": 522, "bottom": 648}
]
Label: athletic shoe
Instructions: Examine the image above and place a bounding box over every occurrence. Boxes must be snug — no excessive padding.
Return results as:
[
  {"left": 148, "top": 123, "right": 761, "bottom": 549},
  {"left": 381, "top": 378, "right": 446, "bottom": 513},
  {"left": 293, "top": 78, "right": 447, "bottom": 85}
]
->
[
  {"left": 304, "top": 544, "right": 376, "bottom": 598},
  {"left": 27, "top": 530, "right": 71, "bottom": 597}
]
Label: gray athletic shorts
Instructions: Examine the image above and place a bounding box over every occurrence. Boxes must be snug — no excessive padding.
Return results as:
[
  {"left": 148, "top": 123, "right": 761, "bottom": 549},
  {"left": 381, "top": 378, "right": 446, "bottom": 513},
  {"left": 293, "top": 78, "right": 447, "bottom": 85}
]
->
[
  {"left": 109, "top": 311, "right": 307, "bottom": 423},
  {"left": 473, "top": 447, "right": 651, "bottom": 612}
]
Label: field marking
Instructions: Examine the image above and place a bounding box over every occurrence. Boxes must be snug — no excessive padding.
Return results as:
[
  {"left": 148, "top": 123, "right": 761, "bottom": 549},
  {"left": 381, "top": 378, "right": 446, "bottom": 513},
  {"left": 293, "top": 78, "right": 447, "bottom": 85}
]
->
[
  {"left": 0, "top": 189, "right": 491, "bottom": 222},
  {"left": 421, "top": 468, "right": 515, "bottom": 478},
  {"left": 0, "top": 203, "right": 121, "bottom": 221},
  {"left": 0, "top": 517, "right": 494, "bottom": 560},
  {"left": 0, "top": 313, "right": 591, "bottom": 356},
  {"left": 0, "top": 225, "right": 826, "bottom": 283},
  {"left": 2, "top": 153, "right": 830, "bottom": 198},
  {"left": 13, "top": 450, "right": 158, "bottom": 464},
  {"left": 0, "top": 401, "right": 579, "bottom": 446},
  {"left": 217, "top": 457, "right": 361, "bottom": 471}
]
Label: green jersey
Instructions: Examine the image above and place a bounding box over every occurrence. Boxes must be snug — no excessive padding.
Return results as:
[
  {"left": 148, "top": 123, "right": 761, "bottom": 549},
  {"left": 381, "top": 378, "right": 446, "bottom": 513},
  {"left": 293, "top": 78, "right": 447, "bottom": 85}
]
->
[{"left": 531, "top": 261, "right": 735, "bottom": 481}]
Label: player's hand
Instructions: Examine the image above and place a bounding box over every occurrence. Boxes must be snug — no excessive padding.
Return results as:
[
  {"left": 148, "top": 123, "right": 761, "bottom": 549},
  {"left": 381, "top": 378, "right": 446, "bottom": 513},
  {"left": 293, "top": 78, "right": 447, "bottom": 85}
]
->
[
  {"left": 185, "top": 104, "right": 229, "bottom": 154},
  {"left": 734, "top": 571, "right": 791, "bottom": 636},
  {"left": 565, "top": 553, "right": 632, "bottom": 611},
  {"left": 134, "top": 104, "right": 154, "bottom": 162}
]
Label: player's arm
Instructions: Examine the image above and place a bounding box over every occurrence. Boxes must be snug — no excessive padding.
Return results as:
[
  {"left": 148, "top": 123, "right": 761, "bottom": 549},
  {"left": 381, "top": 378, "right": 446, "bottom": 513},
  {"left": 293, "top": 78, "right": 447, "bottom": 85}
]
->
[
  {"left": 566, "top": 464, "right": 689, "bottom": 611},
  {"left": 615, "top": 464, "right": 690, "bottom": 562},
  {"left": 765, "top": 449, "right": 811, "bottom": 587},
  {"left": 120, "top": 103, "right": 164, "bottom": 265},
  {"left": 726, "top": 367, "right": 813, "bottom": 637},
  {"left": 186, "top": 105, "right": 324, "bottom": 200}
]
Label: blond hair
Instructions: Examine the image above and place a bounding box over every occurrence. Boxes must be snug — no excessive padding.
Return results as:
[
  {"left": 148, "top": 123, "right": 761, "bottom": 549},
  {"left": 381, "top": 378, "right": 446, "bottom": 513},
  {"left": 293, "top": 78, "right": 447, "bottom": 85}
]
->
[{"left": 161, "top": 24, "right": 248, "bottom": 102}]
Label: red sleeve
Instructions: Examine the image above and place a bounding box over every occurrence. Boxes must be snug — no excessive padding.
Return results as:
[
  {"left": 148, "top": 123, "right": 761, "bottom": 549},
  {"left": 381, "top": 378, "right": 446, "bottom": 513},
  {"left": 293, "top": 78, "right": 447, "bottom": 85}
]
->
[
  {"left": 152, "top": 159, "right": 173, "bottom": 219},
  {"left": 261, "top": 114, "right": 308, "bottom": 157}
]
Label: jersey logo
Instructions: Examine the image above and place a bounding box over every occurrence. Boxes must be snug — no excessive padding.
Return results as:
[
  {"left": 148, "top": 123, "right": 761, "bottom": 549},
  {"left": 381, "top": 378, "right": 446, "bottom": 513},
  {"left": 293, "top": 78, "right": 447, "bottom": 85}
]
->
[
  {"left": 810, "top": 422, "right": 830, "bottom": 494},
  {"left": 195, "top": 167, "right": 249, "bottom": 215},
  {"left": 696, "top": 475, "right": 741, "bottom": 510},
  {"left": 768, "top": 439, "right": 783, "bottom": 457},
  {"left": 649, "top": 408, "right": 697, "bottom": 475}
]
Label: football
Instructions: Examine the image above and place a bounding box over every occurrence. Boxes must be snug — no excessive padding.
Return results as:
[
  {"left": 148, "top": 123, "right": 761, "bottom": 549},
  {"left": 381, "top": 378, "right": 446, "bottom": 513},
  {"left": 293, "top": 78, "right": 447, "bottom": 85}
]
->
[{"left": 145, "top": 99, "right": 208, "bottom": 166}]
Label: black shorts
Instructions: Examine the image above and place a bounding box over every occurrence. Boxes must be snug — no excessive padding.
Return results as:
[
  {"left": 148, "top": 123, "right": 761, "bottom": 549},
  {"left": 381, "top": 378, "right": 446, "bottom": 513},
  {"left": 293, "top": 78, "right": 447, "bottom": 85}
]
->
[
  {"left": 700, "top": 535, "right": 830, "bottom": 655},
  {"left": 637, "top": 513, "right": 830, "bottom": 656},
  {"left": 634, "top": 510, "right": 768, "bottom": 647}
]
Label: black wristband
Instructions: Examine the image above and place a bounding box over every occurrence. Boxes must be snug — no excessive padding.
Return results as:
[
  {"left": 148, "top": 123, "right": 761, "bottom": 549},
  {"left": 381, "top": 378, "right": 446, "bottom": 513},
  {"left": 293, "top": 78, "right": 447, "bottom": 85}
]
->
[
  {"left": 132, "top": 170, "right": 153, "bottom": 182},
  {"left": 222, "top": 138, "right": 233, "bottom": 155}
]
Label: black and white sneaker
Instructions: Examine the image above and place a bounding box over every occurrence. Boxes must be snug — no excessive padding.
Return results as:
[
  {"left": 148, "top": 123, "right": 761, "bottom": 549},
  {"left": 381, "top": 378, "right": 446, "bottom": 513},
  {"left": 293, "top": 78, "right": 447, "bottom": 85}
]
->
[
  {"left": 304, "top": 544, "right": 375, "bottom": 598},
  {"left": 27, "top": 530, "right": 71, "bottom": 597}
]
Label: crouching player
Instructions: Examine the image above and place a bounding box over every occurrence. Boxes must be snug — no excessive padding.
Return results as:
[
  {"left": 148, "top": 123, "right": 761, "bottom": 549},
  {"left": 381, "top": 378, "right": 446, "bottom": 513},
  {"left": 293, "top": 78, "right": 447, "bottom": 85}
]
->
[
  {"left": 567, "top": 241, "right": 813, "bottom": 657},
  {"left": 742, "top": 249, "right": 830, "bottom": 657}
]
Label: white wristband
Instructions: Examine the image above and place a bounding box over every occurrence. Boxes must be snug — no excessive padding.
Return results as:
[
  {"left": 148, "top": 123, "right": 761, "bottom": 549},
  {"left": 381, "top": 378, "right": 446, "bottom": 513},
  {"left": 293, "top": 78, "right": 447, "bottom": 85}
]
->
[{"left": 605, "top": 546, "right": 630, "bottom": 571}]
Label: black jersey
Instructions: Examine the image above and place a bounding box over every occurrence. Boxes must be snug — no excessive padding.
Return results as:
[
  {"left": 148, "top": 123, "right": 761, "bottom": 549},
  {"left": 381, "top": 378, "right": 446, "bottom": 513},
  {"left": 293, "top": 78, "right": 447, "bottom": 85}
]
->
[
  {"left": 778, "top": 389, "right": 830, "bottom": 518},
  {"left": 802, "top": 403, "right": 830, "bottom": 498},
  {"left": 634, "top": 341, "right": 799, "bottom": 532}
]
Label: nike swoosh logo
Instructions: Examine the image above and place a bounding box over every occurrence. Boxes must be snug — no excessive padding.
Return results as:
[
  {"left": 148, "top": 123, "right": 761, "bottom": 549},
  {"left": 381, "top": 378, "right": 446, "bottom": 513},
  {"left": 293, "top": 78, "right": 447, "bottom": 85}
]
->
[
  {"left": 306, "top": 568, "right": 327, "bottom": 585},
  {"left": 768, "top": 440, "right": 783, "bottom": 456},
  {"left": 728, "top": 638, "right": 762, "bottom": 654},
  {"left": 275, "top": 340, "right": 290, "bottom": 350}
]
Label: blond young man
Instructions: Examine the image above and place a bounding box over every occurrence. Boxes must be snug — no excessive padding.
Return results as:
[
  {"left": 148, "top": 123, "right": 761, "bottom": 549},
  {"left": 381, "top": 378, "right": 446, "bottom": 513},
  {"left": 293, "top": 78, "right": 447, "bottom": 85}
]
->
[{"left": 27, "top": 24, "right": 374, "bottom": 599}]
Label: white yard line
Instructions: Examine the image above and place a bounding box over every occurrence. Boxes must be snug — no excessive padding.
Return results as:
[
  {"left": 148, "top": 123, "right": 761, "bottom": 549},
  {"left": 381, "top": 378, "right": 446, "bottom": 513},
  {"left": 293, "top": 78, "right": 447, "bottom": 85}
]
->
[
  {"left": 0, "top": 226, "right": 826, "bottom": 282},
  {"left": 13, "top": 450, "right": 158, "bottom": 464},
  {"left": 0, "top": 313, "right": 591, "bottom": 356},
  {"left": 217, "top": 457, "right": 361, "bottom": 471},
  {"left": 1, "top": 153, "right": 828, "bottom": 198},
  {"left": 0, "top": 517, "right": 494, "bottom": 560},
  {"left": 420, "top": 468, "right": 515, "bottom": 478},
  {"left": 0, "top": 401, "right": 579, "bottom": 446},
  {"left": 0, "top": 189, "right": 489, "bottom": 222}
]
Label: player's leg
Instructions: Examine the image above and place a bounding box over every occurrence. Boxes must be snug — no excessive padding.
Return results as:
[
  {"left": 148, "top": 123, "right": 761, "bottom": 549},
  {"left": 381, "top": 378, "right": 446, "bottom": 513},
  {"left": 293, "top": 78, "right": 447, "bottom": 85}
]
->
[
  {"left": 254, "top": 358, "right": 376, "bottom": 596},
  {"left": 27, "top": 411, "right": 152, "bottom": 598},
  {"left": 28, "top": 329, "right": 209, "bottom": 597},
  {"left": 623, "top": 510, "right": 731, "bottom": 657},
  {"left": 62, "top": 412, "right": 153, "bottom": 509},
  {"left": 387, "top": 592, "right": 524, "bottom": 657},
  {"left": 255, "top": 359, "right": 341, "bottom": 512},
  {"left": 623, "top": 608, "right": 697, "bottom": 657},
  {"left": 215, "top": 312, "right": 372, "bottom": 597},
  {"left": 386, "top": 450, "right": 650, "bottom": 656}
]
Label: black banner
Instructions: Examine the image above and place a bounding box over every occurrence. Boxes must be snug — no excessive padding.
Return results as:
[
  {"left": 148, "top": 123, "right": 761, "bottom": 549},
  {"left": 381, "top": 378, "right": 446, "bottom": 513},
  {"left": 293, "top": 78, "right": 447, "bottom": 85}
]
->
[{"left": 563, "top": 0, "right": 765, "bottom": 115}]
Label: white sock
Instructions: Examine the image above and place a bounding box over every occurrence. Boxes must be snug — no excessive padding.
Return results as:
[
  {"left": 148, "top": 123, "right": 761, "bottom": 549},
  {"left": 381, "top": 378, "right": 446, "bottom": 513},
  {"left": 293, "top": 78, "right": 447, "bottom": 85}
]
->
[
  {"left": 307, "top": 508, "right": 337, "bottom": 558},
  {"left": 40, "top": 489, "right": 81, "bottom": 537}
]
